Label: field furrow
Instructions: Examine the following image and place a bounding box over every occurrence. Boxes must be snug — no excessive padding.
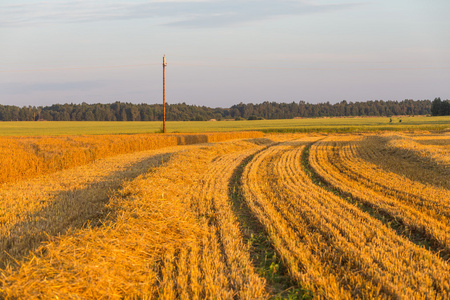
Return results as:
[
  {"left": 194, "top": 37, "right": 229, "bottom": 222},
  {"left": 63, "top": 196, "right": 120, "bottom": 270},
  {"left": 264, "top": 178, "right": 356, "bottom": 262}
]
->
[
  {"left": 310, "top": 136, "right": 450, "bottom": 255},
  {"left": 181, "top": 146, "right": 268, "bottom": 299},
  {"left": 243, "top": 142, "right": 350, "bottom": 298},
  {"left": 342, "top": 139, "right": 450, "bottom": 219},
  {"left": 243, "top": 139, "right": 450, "bottom": 298}
]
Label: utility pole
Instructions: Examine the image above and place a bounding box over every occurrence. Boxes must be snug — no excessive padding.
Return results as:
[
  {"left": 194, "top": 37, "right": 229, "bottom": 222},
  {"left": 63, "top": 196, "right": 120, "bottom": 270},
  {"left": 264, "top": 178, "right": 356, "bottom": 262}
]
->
[{"left": 163, "top": 55, "right": 167, "bottom": 133}]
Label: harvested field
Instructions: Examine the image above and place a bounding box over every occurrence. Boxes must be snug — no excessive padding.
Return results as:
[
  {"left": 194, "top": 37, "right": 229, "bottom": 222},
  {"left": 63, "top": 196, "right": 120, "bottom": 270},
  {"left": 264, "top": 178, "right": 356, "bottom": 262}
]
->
[
  {"left": 0, "top": 131, "right": 263, "bottom": 185},
  {"left": 1, "top": 131, "right": 449, "bottom": 299},
  {"left": 243, "top": 137, "right": 450, "bottom": 298}
]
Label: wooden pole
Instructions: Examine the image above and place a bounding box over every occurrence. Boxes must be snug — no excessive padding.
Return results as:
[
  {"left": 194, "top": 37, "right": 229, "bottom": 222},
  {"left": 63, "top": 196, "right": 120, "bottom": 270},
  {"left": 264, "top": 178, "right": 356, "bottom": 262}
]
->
[{"left": 163, "top": 55, "right": 167, "bottom": 133}]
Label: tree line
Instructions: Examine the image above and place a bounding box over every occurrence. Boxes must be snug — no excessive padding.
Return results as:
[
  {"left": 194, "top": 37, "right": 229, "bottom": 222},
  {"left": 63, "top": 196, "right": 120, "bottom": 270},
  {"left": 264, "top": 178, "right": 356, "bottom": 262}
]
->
[
  {"left": 431, "top": 97, "right": 450, "bottom": 116},
  {"left": 0, "top": 98, "right": 447, "bottom": 122}
]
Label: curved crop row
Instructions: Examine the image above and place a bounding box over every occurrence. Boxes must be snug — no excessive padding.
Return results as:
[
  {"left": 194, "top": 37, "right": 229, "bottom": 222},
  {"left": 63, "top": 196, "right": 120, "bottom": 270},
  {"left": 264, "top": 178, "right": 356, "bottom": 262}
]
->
[
  {"left": 331, "top": 136, "right": 449, "bottom": 219},
  {"left": 242, "top": 139, "right": 450, "bottom": 298},
  {"left": 310, "top": 136, "right": 450, "bottom": 254},
  {"left": 160, "top": 142, "right": 268, "bottom": 299}
]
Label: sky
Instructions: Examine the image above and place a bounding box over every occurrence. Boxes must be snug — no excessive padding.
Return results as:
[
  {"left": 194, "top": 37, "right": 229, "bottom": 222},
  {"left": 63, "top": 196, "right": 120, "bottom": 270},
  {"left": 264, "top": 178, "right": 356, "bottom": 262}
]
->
[{"left": 1, "top": 0, "right": 449, "bottom": 108}]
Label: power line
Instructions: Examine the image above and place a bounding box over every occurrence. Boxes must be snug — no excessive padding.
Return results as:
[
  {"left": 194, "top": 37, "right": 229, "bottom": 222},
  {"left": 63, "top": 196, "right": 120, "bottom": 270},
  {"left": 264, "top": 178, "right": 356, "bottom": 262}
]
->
[
  {"left": 173, "top": 62, "right": 450, "bottom": 71},
  {"left": 0, "top": 62, "right": 449, "bottom": 73},
  {"left": 0, "top": 63, "right": 160, "bottom": 73}
]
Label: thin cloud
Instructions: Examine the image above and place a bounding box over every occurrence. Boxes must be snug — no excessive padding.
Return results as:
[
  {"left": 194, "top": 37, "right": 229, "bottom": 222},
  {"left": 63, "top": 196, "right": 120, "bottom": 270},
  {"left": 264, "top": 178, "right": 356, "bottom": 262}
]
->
[
  {"left": 1, "top": 81, "right": 106, "bottom": 95},
  {"left": 0, "top": 0, "right": 363, "bottom": 27},
  {"left": 166, "top": 1, "right": 361, "bottom": 27}
]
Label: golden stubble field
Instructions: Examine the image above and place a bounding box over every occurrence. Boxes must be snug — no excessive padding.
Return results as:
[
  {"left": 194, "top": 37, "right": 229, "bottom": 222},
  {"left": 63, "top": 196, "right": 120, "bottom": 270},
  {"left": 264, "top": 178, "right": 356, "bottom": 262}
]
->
[{"left": 0, "top": 130, "right": 449, "bottom": 299}]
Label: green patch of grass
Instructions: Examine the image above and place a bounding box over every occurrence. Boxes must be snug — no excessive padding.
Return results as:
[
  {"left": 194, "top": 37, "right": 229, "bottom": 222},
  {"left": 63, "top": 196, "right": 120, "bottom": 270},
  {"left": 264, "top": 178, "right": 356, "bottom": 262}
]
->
[{"left": 0, "top": 116, "right": 449, "bottom": 136}]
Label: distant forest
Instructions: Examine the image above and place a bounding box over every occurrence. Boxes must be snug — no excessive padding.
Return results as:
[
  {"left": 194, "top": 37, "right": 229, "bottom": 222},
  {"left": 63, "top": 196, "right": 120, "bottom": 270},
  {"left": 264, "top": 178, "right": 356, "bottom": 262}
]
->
[{"left": 0, "top": 98, "right": 448, "bottom": 121}]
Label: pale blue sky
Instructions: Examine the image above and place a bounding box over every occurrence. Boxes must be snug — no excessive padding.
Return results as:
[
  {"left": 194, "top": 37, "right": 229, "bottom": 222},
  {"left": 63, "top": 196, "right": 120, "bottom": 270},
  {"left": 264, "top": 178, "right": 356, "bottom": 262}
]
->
[{"left": 1, "top": 0, "right": 449, "bottom": 107}]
